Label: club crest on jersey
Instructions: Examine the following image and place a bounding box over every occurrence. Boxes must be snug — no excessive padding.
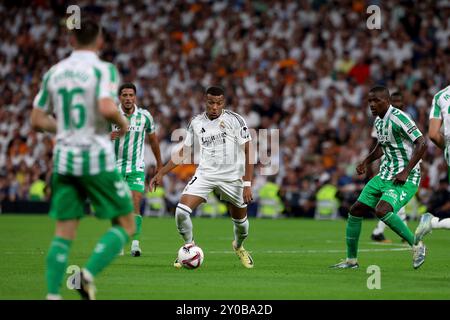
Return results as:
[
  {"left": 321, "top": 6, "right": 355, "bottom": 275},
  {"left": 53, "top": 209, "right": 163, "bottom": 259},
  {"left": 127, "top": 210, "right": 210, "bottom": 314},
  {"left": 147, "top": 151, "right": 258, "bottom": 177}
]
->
[
  {"left": 240, "top": 126, "right": 250, "bottom": 139},
  {"left": 377, "top": 133, "right": 389, "bottom": 143},
  {"left": 219, "top": 121, "right": 226, "bottom": 131}
]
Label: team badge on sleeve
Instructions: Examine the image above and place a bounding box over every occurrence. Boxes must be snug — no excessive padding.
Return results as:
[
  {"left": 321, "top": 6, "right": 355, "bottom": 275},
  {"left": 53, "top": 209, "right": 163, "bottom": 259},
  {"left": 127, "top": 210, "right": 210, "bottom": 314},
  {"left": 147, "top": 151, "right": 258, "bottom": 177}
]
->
[{"left": 240, "top": 126, "right": 250, "bottom": 139}]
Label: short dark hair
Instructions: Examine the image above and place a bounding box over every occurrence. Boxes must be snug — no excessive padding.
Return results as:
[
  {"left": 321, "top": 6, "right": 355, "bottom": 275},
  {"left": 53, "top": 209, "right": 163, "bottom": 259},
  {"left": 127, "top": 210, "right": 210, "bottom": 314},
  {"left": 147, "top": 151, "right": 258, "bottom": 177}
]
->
[
  {"left": 71, "top": 19, "right": 101, "bottom": 46},
  {"left": 369, "top": 85, "right": 390, "bottom": 99},
  {"left": 118, "top": 83, "right": 137, "bottom": 96},
  {"left": 205, "top": 86, "right": 225, "bottom": 96},
  {"left": 390, "top": 91, "right": 403, "bottom": 99}
]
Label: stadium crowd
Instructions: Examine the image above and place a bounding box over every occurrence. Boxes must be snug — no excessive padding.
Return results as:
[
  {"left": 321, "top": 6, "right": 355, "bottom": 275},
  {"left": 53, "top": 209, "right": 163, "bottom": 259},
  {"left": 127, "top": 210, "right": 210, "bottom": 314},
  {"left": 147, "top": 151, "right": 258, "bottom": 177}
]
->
[{"left": 0, "top": 0, "right": 449, "bottom": 218}]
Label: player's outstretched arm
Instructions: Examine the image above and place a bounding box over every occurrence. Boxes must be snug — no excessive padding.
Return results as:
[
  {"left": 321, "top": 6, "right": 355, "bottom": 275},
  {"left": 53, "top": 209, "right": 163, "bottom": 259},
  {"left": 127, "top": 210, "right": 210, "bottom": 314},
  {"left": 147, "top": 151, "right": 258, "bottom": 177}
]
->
[
  {"left": 428, "top": 118, "right": 445, "bottom": 150},
  {"left": 356, "top": 142, "right": 383, "bottom": 175},
  {"left": 393, "top": 136, "right": 427, "bottom": 185},
  {"left": 149, "top": 145, "right": 190, "bottom": 191},
  {"left": 30, "top": 108, "right": 57, "bottom": 133}
]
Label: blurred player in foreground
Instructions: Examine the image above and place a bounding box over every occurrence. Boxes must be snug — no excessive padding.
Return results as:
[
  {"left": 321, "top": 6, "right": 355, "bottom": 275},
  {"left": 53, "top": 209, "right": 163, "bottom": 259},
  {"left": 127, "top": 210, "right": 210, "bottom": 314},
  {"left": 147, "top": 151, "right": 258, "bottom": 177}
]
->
[{"left": 31, "top": 20, "right": 134, "bottom": 300}]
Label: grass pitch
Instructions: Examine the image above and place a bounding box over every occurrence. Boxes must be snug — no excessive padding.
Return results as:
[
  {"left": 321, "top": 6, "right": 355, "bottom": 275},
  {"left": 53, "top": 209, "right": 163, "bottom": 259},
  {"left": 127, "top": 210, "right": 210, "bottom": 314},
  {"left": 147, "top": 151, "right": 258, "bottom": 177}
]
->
[{"left": 1, "top": 214, "right": 449, "bottom": 300}]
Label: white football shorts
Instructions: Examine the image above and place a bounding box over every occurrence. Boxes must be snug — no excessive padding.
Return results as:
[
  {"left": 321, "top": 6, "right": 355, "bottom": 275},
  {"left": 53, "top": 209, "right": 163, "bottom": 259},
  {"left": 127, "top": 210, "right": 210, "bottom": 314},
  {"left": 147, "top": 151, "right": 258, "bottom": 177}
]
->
[{"left": 182, "top": 174, "right": 247, "bottom": 208}]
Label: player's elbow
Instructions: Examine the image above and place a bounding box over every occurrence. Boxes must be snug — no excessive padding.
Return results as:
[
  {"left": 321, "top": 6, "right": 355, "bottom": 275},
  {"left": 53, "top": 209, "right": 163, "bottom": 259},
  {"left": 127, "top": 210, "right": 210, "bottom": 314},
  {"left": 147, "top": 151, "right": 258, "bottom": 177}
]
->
[
  {"left": 428, "top": 130, "right": 440, "bottom": 145},
  {"left": 98, "top": 98, "right": 118, "bottom": 120},
  {"left": 30, "top": 109, "right": 44, "bottom": 131},
  {"left": 416, "top": 136, "right": 427, "bottom": 153}
]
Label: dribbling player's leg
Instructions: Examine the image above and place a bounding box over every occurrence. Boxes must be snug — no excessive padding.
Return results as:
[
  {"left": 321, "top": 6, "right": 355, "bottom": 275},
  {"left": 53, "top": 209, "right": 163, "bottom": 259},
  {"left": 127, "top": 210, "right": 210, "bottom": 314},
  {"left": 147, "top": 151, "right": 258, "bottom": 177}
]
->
[
  {"left": 229, "top": 204, "right": 254, "bottom": 268},
  {"left": 176, "top": 194, "right": 204, "bottom": 244},
  {"left": 229, "top": 205, "right": 249, "bottom": 249}
]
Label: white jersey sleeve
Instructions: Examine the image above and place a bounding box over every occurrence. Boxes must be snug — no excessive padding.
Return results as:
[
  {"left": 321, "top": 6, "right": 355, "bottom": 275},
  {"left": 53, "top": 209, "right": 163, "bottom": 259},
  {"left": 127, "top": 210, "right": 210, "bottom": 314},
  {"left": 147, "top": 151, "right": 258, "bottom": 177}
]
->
[
  {"left": 229, "top": 111, "right": 251, "bottom": 145},
  {"left": 184, "top": 117, "right": 196, "bottom": 147}
]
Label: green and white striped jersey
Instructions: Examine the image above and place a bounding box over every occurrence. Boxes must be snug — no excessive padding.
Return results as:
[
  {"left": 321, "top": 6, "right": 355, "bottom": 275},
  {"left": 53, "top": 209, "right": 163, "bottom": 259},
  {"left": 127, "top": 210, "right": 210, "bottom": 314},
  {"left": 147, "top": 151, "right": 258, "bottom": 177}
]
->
[
  {"left": 429, "top": 85, "right": 450, "bottom": 165},
  {"left": 112, "top": 105, "right": 155, "bottom": 174},
  {"left": 33, "top": 50, "right": 120, "bottom": 176},
  {"left": 373, "top": 105, "right": 423, "bottom": 185}
]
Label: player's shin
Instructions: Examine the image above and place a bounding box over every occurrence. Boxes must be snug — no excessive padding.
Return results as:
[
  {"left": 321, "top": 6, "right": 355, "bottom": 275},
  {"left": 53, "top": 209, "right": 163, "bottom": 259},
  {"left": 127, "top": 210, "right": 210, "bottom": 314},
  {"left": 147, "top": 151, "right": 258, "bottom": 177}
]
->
[
  {"left": 175, "top": 204, "right": 194, "bottom": 244},
  {"left": 133, "top": 214, "right": 142, "bottom": 241},
  {"left": 46, "top": 237, "right": 72, "bottom": 295},
  {"left": 346, "top": 214, "right": 363, "bottom": 260},
  {"left": 381, "top": 212, "right": 414, "bottom": 245},
  {"left": 232, "top": 216, "right": 249, "bottom": 248},
  {"left": 84, "top": 226, "right": 129, "bottom": 277}
]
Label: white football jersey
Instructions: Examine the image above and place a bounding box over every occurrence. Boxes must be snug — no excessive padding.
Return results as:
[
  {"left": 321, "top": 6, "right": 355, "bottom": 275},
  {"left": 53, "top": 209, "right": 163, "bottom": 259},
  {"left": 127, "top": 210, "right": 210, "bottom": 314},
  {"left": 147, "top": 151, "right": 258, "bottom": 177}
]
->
[{"left": 184, "top": 109, "right": 251, "bottom": 181}]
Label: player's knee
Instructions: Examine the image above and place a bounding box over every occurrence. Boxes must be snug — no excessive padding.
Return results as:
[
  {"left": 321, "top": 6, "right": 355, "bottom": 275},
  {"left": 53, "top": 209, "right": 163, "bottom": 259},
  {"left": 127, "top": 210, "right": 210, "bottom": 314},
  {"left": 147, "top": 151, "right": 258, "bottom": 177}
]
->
[
  {"left": 349, "top": 203, "right": 364, "bottom": 217},
  {"left": 374, "top": 205, "right": 390, "bottom": 219}
]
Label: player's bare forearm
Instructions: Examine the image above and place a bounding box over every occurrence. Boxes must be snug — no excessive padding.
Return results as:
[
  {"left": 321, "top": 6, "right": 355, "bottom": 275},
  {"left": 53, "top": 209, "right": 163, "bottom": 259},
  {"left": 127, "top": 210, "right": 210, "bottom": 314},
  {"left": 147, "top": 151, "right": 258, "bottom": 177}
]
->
[
  {"left": 30, "top": 108, "right": 57, "bottom": 133},
  {"left": 429, "top": 119, "right": 445, "bottom": 150},
  {"left": 430, "top": 133, "right": 446, "bottom": 150},
  {"left": 363, "top": 142, "right": 383, "bottom": 165},
  {"left": 159, "top": 145, "right": 190, "bottom": 176},
  {"left": 403, "top": 136, "right": 427, "bottom": 174},
  {"left": 148, "top": 133, "right": 163, "bottom": 168},
  {"left": 158, "top": 160, "right": 178, "bottom": 176},
  {"left": 243, "top": 141, "right": 254, "bottom": 181},
  {"left": 98, "top": 98, "right": 128, "bottom": 132}
]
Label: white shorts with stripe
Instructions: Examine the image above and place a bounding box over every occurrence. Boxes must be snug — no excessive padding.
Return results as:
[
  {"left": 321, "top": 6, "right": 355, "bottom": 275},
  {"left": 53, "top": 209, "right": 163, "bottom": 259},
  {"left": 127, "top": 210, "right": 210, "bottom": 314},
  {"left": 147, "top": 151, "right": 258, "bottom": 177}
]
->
[{"left": 182, "top": 175, "right": 247, "bottom": 208}]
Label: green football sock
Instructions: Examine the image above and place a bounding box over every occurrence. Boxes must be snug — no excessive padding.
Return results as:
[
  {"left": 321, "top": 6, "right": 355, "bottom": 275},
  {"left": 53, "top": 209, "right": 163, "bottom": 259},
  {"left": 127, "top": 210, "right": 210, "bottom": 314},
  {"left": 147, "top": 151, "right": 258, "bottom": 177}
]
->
[
  {"left": 84, "top": 226, "right": 129, "bottom": 277},
  {"left": 381, "top": 212, "right": 414, "bottom": 246},
  {"left": 46, "top": 237, "right": 72, "bottom": 295},
  {"left": 133, "top": 214, "right": 142, "bottom": 241},
  {"left": 346, "top": 214, "right": 363, "bottom": 259}
]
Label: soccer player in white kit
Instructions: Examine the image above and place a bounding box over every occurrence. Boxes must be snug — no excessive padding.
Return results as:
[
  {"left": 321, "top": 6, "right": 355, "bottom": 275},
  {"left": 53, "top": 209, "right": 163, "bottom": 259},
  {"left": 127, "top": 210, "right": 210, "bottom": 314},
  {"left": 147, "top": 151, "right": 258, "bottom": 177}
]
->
[
  {"left": 150, "top": 86, "right": 255, "bottom": 268},
  {"left": 415, "top": 85, "right": 450, "bottom": 241}
]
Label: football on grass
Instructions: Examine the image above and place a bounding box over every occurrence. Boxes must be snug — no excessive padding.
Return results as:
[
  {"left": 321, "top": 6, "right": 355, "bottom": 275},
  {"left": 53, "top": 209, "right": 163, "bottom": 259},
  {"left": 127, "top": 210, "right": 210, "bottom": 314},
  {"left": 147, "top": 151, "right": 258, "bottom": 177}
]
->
[{"left": 178, "top": 244, "right": 204, "bottom": 269}]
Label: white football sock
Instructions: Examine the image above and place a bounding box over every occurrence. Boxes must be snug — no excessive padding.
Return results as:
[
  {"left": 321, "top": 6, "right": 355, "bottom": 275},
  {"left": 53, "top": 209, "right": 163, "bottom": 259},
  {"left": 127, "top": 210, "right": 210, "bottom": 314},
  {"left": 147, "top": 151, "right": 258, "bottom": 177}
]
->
[
  {"left": 372, "top": 220, "right": 386, "bottom": 235},
  {"left": 398, "top": 211, "right": 407, "bottom": 224},
  {"left": 431, "top": 217, "right": 450, "bottom": 229},
  {"left": 232, "top": 216, "right": 249, "bottom": 248},
  {"left": 176, "top": 203, "right": 194, "bottom": 244}
]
